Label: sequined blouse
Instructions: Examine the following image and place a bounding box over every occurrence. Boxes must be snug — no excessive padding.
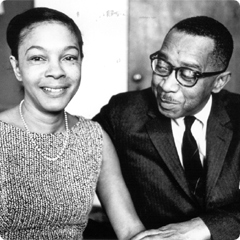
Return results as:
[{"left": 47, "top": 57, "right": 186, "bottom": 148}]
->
[{"left": 0, "top": 116, "right": 103, "bottom": 239}]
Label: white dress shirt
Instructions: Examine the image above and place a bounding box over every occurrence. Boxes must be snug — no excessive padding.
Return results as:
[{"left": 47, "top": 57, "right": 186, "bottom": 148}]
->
[{"left": 171, "top": 95, "right": 212, "bottom": 167}]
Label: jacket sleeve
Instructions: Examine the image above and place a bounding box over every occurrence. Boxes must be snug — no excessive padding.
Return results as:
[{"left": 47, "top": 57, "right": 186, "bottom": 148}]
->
[
  {"left": 200, "top": 199, "right": 240, "bottom": 240},
  {"left": 92, "top": 96, "right": 117, "bottom": 141}
]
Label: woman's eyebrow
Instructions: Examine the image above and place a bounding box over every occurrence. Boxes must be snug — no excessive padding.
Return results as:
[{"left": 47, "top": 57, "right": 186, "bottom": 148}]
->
[
  {"left": 25, "top": 45, "right": 80, "bottom": 55},
  {"left": 25, "top": 45, "right": 45, "bottom": 55},
  {"left": 63, "top": 46, "right": 80, "bottom": 52}
]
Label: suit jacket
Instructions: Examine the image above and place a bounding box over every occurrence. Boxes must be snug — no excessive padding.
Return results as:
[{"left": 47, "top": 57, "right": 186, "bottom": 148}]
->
[{"left": 93, "top": 87, "right": 240, "bottom": 240}]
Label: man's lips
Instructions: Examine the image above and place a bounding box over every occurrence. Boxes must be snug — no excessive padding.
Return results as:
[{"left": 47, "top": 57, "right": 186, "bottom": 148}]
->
[
  {"left": 157, "top": 94, "right": 180, "bottom": 110},
  {"left": 160, "top": 95, "right": 178, "bottom": 104}
]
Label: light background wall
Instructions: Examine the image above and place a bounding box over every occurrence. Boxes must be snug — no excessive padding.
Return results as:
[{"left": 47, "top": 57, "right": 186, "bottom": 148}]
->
[
  {"left": 34, "top": 0, "right": 128, "bottom": 119},
  {"left": 0, "top": 0, "right": 128, "bottom": 118}
]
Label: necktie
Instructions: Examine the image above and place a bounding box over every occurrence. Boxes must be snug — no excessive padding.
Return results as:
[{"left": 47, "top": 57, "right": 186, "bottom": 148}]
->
[{"left": 182, "top": 116, "right": 203, "bottom": 194}]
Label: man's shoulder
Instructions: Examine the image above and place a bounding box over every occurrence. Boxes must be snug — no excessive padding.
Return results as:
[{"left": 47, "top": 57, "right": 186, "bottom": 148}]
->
[
  {"left": 112, "top": 87, "right": 152, "bottom": 100},
  {"left": 93, "top": 88, "right": 155, "bottom": 127},
  {"left": 212, "top": 90, "right": 240, "bottom": 122},
  {"left": 94, "top": 87, "right": 156, "bottom": 121},
  {"left": 214, "top": 89, "right": 240, "bottom": 105},
  {"left": 109, "top": 87, "right": 154, "bottom": 108}
]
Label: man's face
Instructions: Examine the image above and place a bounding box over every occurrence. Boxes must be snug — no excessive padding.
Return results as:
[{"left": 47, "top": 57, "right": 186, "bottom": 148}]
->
[{"left": 151, "top": 29, "right": 218, "bottom": 119}]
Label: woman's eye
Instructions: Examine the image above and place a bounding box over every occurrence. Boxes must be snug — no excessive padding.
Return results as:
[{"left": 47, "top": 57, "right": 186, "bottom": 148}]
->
[
  {"left": 30, "top": 56, "right": 45, "bottom": 62},
  {"left": 64, "top": 56, "right": 78, "bottom": 61}
]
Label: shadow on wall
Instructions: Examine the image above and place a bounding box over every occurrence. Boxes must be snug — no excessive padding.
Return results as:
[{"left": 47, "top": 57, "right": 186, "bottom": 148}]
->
[
  {"left": 0, "top": 0, "right": 33, "bottom": 112},
  {"left": 128, "top": 0, "right": 240, "bottom": 93}
]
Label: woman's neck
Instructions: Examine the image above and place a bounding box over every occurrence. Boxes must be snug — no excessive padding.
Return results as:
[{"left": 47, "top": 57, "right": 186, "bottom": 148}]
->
[{"left": 19, "top": 100, "right": 67, "bottom": 134}]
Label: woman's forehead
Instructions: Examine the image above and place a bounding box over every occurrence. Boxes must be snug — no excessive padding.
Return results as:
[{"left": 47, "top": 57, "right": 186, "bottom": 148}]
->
[
  {"left": 18, "top": 22, "right": 79, "bottom": 53},
  {"left": 19, "top": 21, "right": 77, "bottom": 45},
  {"left": 20, "top": 21, "right": 70, "bottom": 35}
]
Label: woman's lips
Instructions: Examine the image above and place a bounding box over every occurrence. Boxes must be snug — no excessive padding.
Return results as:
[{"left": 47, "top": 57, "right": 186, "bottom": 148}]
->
[{"left": 43, "top": 87, "right": 65, "bottom": 93}]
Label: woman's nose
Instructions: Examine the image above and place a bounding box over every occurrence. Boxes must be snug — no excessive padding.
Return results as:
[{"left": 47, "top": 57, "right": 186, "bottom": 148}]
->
[{"left": 45, "top": 60, "right": 65, "bottom": 79}]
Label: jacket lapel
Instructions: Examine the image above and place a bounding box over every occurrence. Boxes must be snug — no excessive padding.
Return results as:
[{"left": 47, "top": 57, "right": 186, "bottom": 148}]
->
[
  {"left": 205, "top": 95, "right": 233, "bottom": 201},
  {"left": 145, "top": 91, "right": 233, "bottom": 202},
  {"left": 146, "top": 109, "right": 193, "bottom": 198}
]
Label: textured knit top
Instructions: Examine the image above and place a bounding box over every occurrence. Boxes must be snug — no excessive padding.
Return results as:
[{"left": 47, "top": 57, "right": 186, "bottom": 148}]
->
[{"left": 0, "top": 116, "right": 103, "bottom": 240}]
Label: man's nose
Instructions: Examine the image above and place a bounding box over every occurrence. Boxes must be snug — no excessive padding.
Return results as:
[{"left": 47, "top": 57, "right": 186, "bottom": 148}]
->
[{"left": 160, "top": 71, "right": 179, "bottom": 92}]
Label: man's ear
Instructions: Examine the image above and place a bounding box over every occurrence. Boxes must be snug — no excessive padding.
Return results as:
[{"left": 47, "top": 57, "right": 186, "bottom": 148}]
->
[
  {"left": 212, "top": 71, "right": 231, "bottom": 93},
  {"left": 9, "top": 56, "right": 22, "bottom": 82}
]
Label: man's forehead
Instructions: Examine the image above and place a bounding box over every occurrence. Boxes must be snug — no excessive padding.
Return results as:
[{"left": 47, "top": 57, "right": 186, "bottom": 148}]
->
[
  {"left": 164, "top": 29, "right": 214, "bottom": 46},
  {"left": 161, "top": 30, "right": 215, "bottom": 56},
  {"left": 159, "top": 30, "right": 215, "bottom": 69}
]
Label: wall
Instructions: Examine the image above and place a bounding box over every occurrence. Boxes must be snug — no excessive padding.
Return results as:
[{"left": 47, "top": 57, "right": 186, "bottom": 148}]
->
[
  {"left": 0, "top": 0, "right": 128, "bottom": 118},
  {"left": 0, "top": 0, "right": 33, "bottom": 111},
  {"left": 35, "top": 0, "right": 128, "bottom": 118}
]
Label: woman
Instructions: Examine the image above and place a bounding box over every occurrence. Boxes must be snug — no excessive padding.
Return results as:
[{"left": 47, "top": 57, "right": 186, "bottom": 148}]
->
[{"left": 0, "top": 7, "right": 150, "bottom": 240}]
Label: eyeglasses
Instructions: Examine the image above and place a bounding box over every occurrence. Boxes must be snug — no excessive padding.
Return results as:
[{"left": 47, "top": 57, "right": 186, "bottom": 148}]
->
[{"left": 150, "top": 51, "right": 226, "bottom": 87}]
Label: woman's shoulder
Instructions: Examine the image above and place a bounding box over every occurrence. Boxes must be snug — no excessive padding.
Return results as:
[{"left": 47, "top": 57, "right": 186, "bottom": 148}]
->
[
  {"left": 71, "top": 115, "right": 102, "bottom": 132},
  {"left": 72, "top": 115, "right": 100, "bottom": 125}
]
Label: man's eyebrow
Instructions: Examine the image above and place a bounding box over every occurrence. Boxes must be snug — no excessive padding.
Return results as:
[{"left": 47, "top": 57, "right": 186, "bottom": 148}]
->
[
  {"left": 181, "top": 62, "right": 201, "bottom": 71},
  {"left": 157, "top": 52, "right": 167, "bottom": 60},
  {"left": 159, "top": 51, "right": 202, "bottom": 70},
  {"left": 156, "top": 52, "right": 172, "bottom": 65}
]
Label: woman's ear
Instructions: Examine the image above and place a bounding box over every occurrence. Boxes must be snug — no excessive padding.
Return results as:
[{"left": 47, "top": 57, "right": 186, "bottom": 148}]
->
[
  {"left": 9, "top": 55, "right": 22, "bottom": 82},
  {"left": 212, "top": 71, "right": 231, "bottom": 93}
]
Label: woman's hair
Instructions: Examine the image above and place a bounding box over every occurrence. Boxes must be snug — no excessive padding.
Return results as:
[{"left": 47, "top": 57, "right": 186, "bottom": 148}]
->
[
  {"left": 7, "top": 7, "right": 84, "bottom": 59},
  {"left": 169, "top": 16, "right": 234, "bottom": 69}
]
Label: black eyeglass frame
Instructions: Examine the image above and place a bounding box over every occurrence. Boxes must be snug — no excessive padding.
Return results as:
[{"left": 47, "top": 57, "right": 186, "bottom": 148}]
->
[{"left": 150, "top": 51, "right": 227, "bottom": 87}]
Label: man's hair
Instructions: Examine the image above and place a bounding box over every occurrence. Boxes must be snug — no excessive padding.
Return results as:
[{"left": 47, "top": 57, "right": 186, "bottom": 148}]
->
[{"left": 169, "top": 16, "right": 234, "bottom": 69}]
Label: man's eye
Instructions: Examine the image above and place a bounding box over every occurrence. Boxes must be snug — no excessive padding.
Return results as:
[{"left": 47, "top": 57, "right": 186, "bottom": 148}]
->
[
  {"left": 156, "top": 65, "right": 169, "bottom": 72},
  {"left": 154, "top": 59, "right": 171, "bottom": 73},
  {"left": 181, "top": 68, "right": 196, "bottom": 78}
]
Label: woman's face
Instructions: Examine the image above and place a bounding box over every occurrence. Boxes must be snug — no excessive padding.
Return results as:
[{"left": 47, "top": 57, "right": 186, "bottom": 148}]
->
[{"left": 10, "top": 21, "right": 82, "bottom": 113}]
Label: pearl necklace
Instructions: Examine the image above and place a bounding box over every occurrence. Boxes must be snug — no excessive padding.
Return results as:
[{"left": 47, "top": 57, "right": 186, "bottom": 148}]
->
[{"left": 19, "top": 100, "right": 69, "bottom": 161}]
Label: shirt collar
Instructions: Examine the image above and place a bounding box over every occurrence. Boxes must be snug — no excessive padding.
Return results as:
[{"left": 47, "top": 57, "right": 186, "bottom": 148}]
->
[
  {"left": 173, "top": 95, "right": 212, "bottom": 126},
  {"left": 195, "top": 95, "right": 212, "bottom": 126}
]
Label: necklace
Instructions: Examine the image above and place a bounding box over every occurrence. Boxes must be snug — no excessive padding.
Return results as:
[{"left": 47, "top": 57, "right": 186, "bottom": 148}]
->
[{"left": 19, "top": 100, "right": 69, "bottom": 161}]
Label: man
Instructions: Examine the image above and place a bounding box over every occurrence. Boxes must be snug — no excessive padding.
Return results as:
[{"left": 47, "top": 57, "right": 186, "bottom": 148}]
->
[{"left": 93, "top": 16, "right": 240, "bottom": 240}]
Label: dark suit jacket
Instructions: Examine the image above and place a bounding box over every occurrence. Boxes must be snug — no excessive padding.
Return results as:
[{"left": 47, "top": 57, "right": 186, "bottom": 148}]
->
[{"left": 93, "top": 87, "right": 240, "bottom": 240}]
